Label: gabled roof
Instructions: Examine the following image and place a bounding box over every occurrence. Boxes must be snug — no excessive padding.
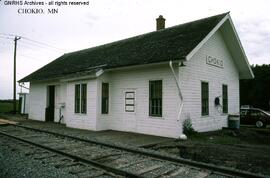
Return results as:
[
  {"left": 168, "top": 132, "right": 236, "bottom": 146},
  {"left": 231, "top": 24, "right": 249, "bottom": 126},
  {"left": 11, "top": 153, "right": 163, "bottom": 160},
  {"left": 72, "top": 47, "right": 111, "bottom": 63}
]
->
[
  {"left": 19, "top": 13, "right": 228, "bottom": 82},
  {"left": 185, "top": 13, "right": 254, "bottom": 79}
]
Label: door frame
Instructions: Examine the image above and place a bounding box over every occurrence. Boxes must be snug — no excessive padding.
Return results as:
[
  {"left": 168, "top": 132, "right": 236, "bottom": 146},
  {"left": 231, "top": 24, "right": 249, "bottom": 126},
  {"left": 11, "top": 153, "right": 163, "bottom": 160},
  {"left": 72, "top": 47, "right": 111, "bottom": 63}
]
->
[{"left": 45, "top": 85, "right": 55, "bottom": 122}]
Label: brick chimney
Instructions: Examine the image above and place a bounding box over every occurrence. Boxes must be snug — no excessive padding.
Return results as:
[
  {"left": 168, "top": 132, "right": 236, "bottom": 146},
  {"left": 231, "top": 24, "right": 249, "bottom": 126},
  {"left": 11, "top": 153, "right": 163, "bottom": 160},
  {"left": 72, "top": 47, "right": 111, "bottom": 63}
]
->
[{"left": 156, "top": 15, "right": 165, "bottom": 30}]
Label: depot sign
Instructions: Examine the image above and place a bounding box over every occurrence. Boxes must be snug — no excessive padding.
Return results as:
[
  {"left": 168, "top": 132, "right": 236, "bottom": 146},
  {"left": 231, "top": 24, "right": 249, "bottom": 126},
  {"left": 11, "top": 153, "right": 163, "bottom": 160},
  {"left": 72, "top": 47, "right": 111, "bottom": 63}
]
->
[{"left": 206, "top": 55, "right": 223, "bottom": 68}]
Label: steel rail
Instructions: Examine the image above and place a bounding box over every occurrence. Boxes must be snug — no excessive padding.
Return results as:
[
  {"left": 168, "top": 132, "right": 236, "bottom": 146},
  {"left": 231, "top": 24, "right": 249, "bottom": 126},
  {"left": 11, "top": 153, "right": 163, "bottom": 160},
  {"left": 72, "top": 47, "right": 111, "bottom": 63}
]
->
[
  {"left": 3, "top": 123, "right": 267, "bottom": 178},
  {"left": 0, "top": 130, "right": 144, "bottom": 178}
]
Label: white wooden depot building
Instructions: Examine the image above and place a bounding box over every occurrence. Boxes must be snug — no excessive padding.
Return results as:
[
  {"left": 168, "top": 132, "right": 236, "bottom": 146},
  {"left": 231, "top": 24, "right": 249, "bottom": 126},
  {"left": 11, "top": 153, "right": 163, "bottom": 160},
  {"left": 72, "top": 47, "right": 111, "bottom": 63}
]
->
[{"left": 19, "top": 13, "right": 254, "bottom": 138}]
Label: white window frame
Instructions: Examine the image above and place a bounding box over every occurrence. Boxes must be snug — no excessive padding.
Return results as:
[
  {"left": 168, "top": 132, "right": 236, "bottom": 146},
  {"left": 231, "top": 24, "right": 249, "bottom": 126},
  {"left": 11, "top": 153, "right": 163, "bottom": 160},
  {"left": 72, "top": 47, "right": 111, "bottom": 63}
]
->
[{"left": 74, "top": 83, "right": 87, "bottom": 114}]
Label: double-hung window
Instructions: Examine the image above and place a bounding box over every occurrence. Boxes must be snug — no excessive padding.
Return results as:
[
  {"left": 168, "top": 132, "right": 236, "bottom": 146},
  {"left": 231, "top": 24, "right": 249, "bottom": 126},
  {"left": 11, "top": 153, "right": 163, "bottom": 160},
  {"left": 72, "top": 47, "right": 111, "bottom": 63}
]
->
[
  {"left": 201, "top": 82, "right": 209, "bottom": 116},
  {"left": 75, "top": 84, "right": 80, "bottom": 113},
  {"left": 74, "top": 83, "right": 87, "bottom": 114},
  {"left": 101, "top": 83, "right": 109, "bottom": 114},
  {"left": 149, "top": 80, "right": 162, "bottom": 117},
  {"left": 222, "top": 85, "right": 228, "bottom": 113}
]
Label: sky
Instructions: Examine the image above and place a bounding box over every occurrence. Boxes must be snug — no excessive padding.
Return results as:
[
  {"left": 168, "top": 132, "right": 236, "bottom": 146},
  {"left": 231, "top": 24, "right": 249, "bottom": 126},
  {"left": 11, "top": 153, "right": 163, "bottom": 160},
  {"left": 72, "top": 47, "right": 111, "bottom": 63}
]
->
[{"left": 0, "top": 0, "right": 270, "bottom": 99}]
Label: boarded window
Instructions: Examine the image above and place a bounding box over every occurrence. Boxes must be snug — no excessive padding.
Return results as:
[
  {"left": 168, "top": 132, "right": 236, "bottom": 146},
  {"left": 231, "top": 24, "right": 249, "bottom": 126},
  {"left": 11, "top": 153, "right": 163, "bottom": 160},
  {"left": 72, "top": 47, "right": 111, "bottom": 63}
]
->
[
  {"left": 75, "top": 84, "right": 80, "bottom": 113},
  {"left": 222, "top": 85, "right": 228, "bottom": 113},
  {"left": 125, "top": 92, "right": 135, "bottom": 112},
  {"left": 74, "top": 83, "right": 87, "bottom": 114},
  {"left": 149, "top": 80, "right": 162, "bottom": 117},
  {"left": 81, "top": 84, "right": 87, "bottom": 114},
  {"left": 101, "top": 83, "right": 109, "bottom": 114},
  {"left": 201, "top": 82, "right": 209, "bottom": 116}
]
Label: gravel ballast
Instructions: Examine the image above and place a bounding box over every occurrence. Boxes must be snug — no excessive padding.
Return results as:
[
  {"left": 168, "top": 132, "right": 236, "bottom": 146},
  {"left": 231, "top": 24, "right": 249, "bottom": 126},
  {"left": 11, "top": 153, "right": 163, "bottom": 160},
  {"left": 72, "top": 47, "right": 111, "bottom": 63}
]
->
[{"left": 0, "top": 135, "right": 77, "bottom": 178}]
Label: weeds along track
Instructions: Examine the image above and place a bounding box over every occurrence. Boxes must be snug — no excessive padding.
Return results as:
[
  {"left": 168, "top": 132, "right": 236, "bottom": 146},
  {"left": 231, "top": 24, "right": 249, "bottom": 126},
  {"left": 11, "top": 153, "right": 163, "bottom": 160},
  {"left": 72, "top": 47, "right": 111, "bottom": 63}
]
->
[{"left": 0, "top": 124, "right": 265, "bottom": 178}]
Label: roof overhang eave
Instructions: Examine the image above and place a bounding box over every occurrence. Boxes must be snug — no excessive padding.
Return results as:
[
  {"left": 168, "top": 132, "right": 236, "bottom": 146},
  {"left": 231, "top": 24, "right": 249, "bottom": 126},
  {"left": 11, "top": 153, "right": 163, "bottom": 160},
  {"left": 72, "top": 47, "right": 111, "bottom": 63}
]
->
[
  {"left": 59, "top": 74, "right": 97, "bottom": 82},
  {"left": 226, "top": 16, "right": 254, "bottom": 79},
  {"left": 58, "top": 69, "right": 104, "bottom": 82},
  {"left": 20, "top": 69, "right": 104, "bottom": 83},
  {"left": 185, "top": 14, "right": 230, "bottom": 61}
]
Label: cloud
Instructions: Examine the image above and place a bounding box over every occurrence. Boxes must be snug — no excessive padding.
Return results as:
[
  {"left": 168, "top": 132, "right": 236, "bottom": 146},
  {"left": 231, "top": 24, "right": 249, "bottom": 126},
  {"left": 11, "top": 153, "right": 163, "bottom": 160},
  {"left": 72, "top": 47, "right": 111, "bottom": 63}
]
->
[
  {"left": 84, "top": 12, "right": 99, "bottom": 27},
  {"left": 235, "top": 17, "right": 270, "bottom": 64}
]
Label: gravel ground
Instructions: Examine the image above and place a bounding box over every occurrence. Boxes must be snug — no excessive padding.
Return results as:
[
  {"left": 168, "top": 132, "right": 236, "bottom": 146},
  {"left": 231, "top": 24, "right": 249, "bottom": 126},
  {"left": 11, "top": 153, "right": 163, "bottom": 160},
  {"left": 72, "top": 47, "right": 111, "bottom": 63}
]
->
[
  {"left": 0, "top": 136, "right": 76, "bottom": 178},
  {"left": 0, "top": 114, "right": 171, "bottom": 147},
  {"left": 0, "top": 124, "right": 233, "bottom": 178},
  {"left": 1, "top": 114, "right": 268, "bottom": 177}
]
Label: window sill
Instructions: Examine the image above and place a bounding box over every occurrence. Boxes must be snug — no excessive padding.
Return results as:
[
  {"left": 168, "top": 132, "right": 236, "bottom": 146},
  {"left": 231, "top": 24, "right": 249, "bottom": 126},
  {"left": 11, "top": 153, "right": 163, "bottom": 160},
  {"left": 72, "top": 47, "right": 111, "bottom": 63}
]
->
[
  {"left": 201, "top": 115, "right": 209, "bottom": 118},
  {"left": 149, "top": 116, "right": 164, "bottom": 119},
  {"left": 74, "top": 113, "right": 87, "bottom": 116},
  {"left": 126, "top": 111, "right": 136, "bottom": 114}
]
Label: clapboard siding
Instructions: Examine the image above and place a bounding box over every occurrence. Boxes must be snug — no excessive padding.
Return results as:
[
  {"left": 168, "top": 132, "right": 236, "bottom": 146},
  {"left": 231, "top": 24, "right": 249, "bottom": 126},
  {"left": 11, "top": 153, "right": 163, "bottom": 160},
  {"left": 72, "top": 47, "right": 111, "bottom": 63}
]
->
[
  {"left": 180, "top": 30, "right": 239, "bottom": 132},
  {"left": 29, "top": 81, "right": 63, "bottom": 122},
  {"left": 29, "top": 82, "right": 47, "bottom": 121},
  {"left": 96, "top": 65, "right": 181, "bottom": 138},
  {"left": 65, "top": 79, "right": 98, "bottom": 130}
]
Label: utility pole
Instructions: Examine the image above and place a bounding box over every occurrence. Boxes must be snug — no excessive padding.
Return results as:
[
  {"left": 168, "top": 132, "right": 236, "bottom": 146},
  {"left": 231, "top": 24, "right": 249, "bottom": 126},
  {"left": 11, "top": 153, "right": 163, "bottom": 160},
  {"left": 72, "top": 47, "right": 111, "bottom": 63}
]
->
[{"left": 13, "top": 36, "right": 21, "bottom": 114}]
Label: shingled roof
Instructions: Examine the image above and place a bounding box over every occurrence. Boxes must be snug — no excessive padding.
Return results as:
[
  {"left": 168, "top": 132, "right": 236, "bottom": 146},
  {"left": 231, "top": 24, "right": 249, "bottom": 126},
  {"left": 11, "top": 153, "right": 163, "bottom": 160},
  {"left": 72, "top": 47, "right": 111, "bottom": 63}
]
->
[{"left": 19, "top": 12, "right": 228, "bottom": 82}]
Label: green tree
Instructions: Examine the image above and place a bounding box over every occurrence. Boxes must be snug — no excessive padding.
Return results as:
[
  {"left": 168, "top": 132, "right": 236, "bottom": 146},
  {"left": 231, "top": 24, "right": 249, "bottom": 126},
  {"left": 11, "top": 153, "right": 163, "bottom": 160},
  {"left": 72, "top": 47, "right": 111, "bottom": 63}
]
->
[{"left": 240, "top": 64, "right": 270, "bottom": 111}]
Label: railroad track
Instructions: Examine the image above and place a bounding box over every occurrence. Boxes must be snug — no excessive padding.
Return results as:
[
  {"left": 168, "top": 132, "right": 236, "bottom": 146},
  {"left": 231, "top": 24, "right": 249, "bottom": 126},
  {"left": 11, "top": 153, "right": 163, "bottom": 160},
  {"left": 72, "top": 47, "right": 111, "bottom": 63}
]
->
[
  {"left": 0, "top": 134, "right": 121, "bottom": 178},
  {"left": 0, "top": 123, "right": 266, "bottom": 178}
]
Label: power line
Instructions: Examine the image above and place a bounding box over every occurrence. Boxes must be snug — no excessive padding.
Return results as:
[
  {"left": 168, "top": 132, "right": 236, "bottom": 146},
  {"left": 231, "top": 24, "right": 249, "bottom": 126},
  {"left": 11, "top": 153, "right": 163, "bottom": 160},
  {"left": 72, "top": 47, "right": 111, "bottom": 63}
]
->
[
  {"left": 0, "top": 43, "right": 12, "bottom": 50},
  {"left": 22, "top": 37, "right": 66, "bottom": 51},
  {"left": 20, "top": 54, "right": 40, "bottom": 61},
  {"left": 19, "top": 54, "right": 51, "bottom": 62},
  {"left": 0, "top": 41, "right": 7, "bottom": 45},
  {"left": 0, "top": 37, "right": 64, "bottom": 57},
  {"left": 0, "top": 33, "right": 66, "bottom": 52},
  {"left": 1, "top": 39, "right": 54, "bottom": 53},
  {"left": 0, "top": 36, "right": 14, "bottom": 40},
  {"left": 19, "top": 40, "right": 63, "bottom": 53},
  {"left": 0, "top": 33, "right": 17, "bottom": 37}
]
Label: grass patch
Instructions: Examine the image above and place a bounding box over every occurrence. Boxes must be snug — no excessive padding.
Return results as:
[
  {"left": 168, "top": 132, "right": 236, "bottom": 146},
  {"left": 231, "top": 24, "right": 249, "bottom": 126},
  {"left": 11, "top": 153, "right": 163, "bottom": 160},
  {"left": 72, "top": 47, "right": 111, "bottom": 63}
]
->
[
  {"left": 208, "top": 135, "right": 241, "bottom": 145},
  {"left": 188, "top": 132, "right": 208, "bottom": 141},
  {"left": 248, "top": 127, "right": 270, "bottom": 134},
  {"left": 186, "top": 130, "right": 243, "bottom": 145},
  {"left": 0, "top": 101, "right": 18, "bottom": 113}
]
